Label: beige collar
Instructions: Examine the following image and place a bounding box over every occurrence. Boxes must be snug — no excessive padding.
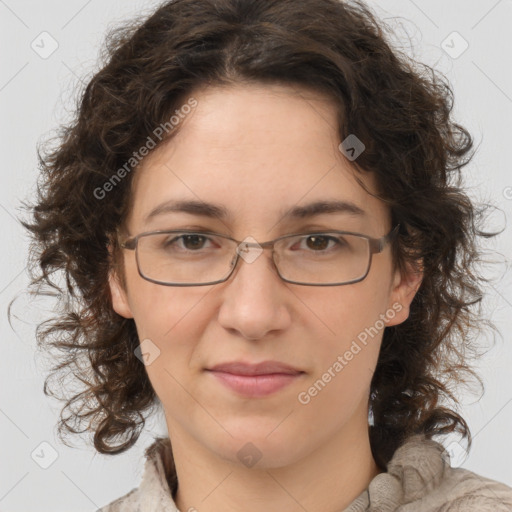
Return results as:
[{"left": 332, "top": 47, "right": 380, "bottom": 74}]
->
[{"left": 132, "top": 433, "right": 450, "bottom": 511}]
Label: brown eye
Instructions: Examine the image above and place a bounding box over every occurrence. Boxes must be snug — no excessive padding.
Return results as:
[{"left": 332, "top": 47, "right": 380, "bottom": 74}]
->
[
  {"left": 178, "top": 234, "right": 208, "bottom": 250},
  {"left": 292, "top": 234, "right": 346, "bottom": 253},
  {"left": 304, "top": 235, "right": 331, "bottom": 251},
  {"left": 162, "top": 233, "right": 215, "bottom": 252}
]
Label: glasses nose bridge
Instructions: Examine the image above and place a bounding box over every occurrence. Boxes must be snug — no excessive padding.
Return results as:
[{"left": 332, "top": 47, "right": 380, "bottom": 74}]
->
[
  {"left": 236, "top": 238, "right": 276, "bottom": 250},
  {"left": 229, "top": 237, "right": 279, "bottom": 273}
]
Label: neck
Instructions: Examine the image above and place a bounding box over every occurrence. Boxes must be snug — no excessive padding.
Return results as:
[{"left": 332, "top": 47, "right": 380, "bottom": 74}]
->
[{"left": 168, "top": 403, "right": 382, "bottom": 512}]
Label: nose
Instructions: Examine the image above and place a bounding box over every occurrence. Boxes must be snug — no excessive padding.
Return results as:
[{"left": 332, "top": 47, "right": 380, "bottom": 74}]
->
[{"left": 216, "top": 245, "right": 292, "bottom": 340}]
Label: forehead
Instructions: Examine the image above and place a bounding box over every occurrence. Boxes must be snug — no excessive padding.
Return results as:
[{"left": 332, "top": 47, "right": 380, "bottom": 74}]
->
[{"left": 127, "top": 83, "right": 388, "bottom": 235}]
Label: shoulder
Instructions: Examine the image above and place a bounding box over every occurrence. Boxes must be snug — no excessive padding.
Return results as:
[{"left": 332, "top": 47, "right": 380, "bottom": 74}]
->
[
  {"left": 433, "top": 465, "right": 512, "bottom": 511},
  {"left": 95, "top": 436, "right": 179, "bottom": 512},
  {"left": 369, "top": 434, "right": 512, "bottom": 511},
  {"left": 95, "top": 487, "right": 139, "bottom": 512}
]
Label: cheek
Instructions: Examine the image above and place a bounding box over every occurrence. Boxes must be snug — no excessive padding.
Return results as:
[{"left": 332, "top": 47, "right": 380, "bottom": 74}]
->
[
  {"left": 125, "top": 252, "right": 212, "bottom": 337},
  {"left": 127, "top": 280, "right": 219, "bottom": 374},
  {"left": 128, "top": 285, "right": 211, "bottom": 406},
  {"left": 300, "top": 278, "right": 390, "bottom": 382},
  {"left": 309, "top": 283, "right": 389, "bottom": 342}
]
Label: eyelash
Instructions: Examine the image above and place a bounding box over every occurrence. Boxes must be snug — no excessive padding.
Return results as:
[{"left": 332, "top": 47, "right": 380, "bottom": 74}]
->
[
  {"left": 164, "top": 232, "right": 344, "bottom": 254},
  {"left": 160, "top": 224, "right": 343, "bottom": 236}
]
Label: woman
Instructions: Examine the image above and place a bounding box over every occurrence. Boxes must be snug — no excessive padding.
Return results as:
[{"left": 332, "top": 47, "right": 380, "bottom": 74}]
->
[{"left": 21, "top": 0, "right": 512, "bottom": 510}]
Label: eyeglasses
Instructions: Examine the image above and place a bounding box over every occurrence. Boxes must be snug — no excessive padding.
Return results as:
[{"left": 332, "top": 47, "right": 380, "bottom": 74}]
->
[{"left": 118, "top": 224, "right": 400, "bottom": 287}]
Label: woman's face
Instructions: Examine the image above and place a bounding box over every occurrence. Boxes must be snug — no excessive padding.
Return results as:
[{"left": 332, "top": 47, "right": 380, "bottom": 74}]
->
[{"left": 109, "top": 83, "right": 421, "bottom": 468}]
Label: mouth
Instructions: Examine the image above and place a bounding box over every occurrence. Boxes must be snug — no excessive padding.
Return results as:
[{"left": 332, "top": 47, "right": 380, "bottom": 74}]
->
[
  {"left": 205, "top": 360, "right": 305, "bottom": 397},
  {"left": 206, "top": 360, "right": 303, "bottom": 375}
]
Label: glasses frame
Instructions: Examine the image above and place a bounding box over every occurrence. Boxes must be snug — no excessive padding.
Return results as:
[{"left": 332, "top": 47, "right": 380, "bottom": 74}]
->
[{"left": 117, "top": 223, "right": 401, "bottom": 287}]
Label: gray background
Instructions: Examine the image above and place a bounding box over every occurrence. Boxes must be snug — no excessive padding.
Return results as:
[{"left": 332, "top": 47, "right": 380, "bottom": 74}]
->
[{"left": 1, "top": 0, "right": 511, "bottom": 510}]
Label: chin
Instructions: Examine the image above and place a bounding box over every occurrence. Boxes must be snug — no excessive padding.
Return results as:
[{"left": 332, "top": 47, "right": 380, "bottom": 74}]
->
[{"left": 204, "top": 421, "right": 307, "bottom": 469}]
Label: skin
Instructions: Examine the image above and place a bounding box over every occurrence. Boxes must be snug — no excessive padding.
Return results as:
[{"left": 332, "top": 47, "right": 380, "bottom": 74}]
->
[{"left": 109, "top": 83, "right": 423, "bottom": 512}]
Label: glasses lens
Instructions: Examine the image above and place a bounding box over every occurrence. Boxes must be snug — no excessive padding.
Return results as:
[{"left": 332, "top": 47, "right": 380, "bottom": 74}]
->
[
  {"left": 135, "top": 231, "right": 370, "bottom": 285},
  {"left": 274, "top": 232, "right": 370, "bottom": 284},
  {"left": 136, "top": 232, "right": 234, "bottom": 284}
]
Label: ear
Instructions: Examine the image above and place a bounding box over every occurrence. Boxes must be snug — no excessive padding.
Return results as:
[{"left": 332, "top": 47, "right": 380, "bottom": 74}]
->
[
  {"left": 107, "top": 243, "right": 134, "bottom": 319},
  {"left": 385, "top": 258, "right": 423, "bottom": 327}
]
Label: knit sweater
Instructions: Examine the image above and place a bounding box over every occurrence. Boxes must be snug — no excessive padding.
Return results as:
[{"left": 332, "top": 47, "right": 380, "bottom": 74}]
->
[{"left": 96, "top": 434, "right": 512, "bottom": 511}]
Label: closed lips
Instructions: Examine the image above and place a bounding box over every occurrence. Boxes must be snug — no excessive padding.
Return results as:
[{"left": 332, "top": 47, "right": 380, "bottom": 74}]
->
[{"left": 206, "top": 361, "right": 303, "bottom": 376}]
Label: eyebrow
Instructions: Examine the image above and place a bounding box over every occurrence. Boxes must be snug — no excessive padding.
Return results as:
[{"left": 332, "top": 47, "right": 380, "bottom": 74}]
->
[{"left": 144, "top": 198, "right": 367, "bottom": 224}]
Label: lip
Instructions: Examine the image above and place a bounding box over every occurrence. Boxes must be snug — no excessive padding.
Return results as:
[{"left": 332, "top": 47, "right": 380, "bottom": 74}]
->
[
  {"left": 207, "top": 361, "right": 303, "bottom": 375},
  {"left": 205, "top": 361, "right": 304, "bottom": 398}
]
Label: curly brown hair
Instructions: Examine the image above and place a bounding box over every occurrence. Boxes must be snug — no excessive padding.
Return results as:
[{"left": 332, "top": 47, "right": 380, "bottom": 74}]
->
[{"left": 16, "top": 0, "right": 501, "bottom": 468}]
